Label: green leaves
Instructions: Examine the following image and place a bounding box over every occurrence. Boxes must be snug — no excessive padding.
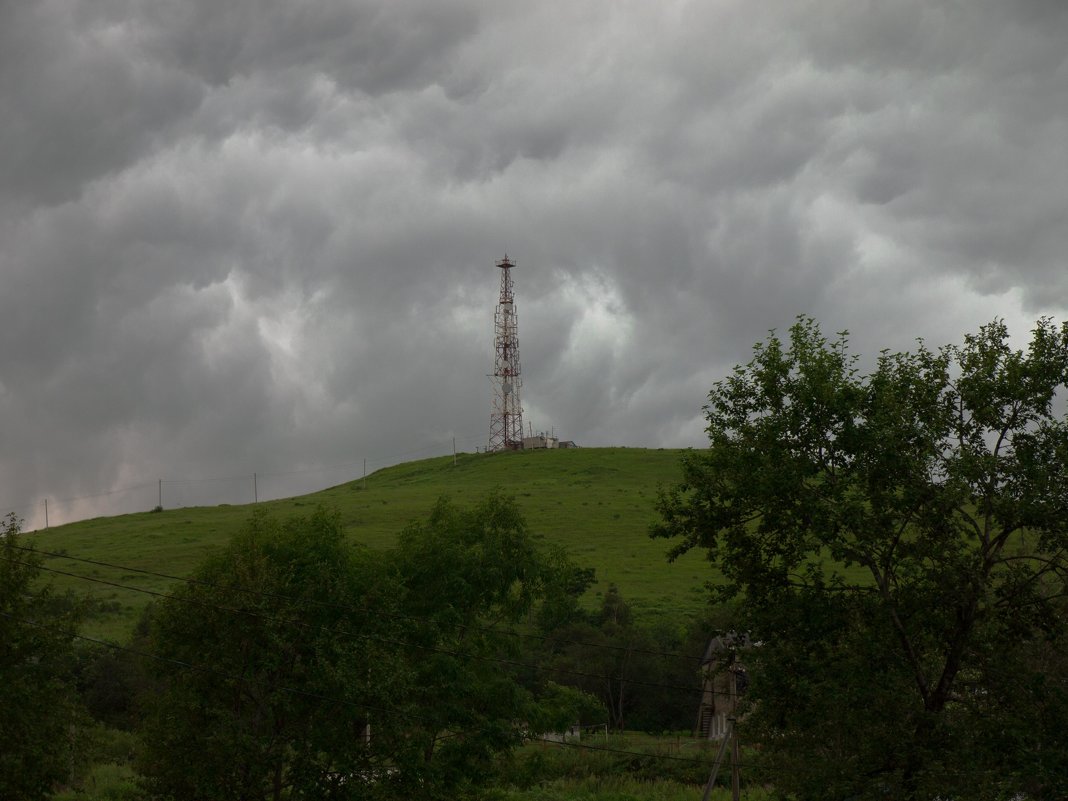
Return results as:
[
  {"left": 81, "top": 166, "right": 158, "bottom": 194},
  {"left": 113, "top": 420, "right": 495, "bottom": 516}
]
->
[
  {"left": 654, "top": 316, "right": 1068, "bottom": 799},
  {"left": 139, "top": 507, "right": 401, "bottom": 801},
  {"left": 0, "top": 514, "right": 88, "bottom": 801},
  {"left": 140, "top": 495, "right": 593, "bottom": 800},
  {"left": 396, "top": 492, "right": 545, "bottom": 625}
]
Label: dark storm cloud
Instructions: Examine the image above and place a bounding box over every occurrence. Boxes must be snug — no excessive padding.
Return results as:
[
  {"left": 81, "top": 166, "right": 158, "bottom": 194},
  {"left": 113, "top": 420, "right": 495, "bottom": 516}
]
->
[
  {"left": 2, "top": 0, "right": 1067, "bottom": 528},
  {"left": 0, "top": 1, "right": 203, "bottom": 209},
  {"left": 137, "top": 0, "right": 480, "bottom": 95}
]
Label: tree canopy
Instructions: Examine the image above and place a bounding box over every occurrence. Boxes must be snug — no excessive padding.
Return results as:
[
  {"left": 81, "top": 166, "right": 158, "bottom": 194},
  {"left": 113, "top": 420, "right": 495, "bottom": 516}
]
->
[
  {"left": 139, "top": 495, "right": 601, "bottom": 801},
  {"left": 653, "top": 317, "right": 1068, "bottom": 800},
  {"left": 0, "top": 514, "right": 87, "bottom": 801}
]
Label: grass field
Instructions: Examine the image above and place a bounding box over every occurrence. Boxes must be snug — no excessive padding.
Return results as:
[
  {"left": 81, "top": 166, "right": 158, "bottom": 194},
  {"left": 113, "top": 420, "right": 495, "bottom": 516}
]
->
[
  {"left": 53, "top": 728, "right": 765, "bottom": 801},
  {"left": 27, "top": 447, "right": 717, "bottom": 640},
  {"left": 493, "top": 732, "right": 767, "bottom": 801},
  {"left": 495, "top": 779, "right": 767, "bottom": 801}
]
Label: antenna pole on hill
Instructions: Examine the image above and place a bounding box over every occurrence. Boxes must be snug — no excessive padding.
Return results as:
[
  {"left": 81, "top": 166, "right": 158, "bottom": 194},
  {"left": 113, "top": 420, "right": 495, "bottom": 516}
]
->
[{"left": 488, "top": 255, "right": 524, "bottom": 452}]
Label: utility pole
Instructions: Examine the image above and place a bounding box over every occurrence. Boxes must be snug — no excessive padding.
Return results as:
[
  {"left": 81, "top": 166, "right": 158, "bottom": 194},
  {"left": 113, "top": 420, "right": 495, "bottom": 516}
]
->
[
  {"left": 702, "top": 659, "right": 743, "bottom": 801},
  {"left": 453, "top": 437, "right": 457, "bottom": 466},
  {"left": 253, "top": 473, "right": 258, "bottom": 503},
  {"left": 158, "top": 479, "right": 162, "bottom": 509},
  {"left": 729, "top": 663, "right": 741, "bottom": 801},
  {"left": 700, "top": 719, "right": 732, "bottom": 801},
  {"left": 44, "top": 498, "right": 49, "bottom": 529}
]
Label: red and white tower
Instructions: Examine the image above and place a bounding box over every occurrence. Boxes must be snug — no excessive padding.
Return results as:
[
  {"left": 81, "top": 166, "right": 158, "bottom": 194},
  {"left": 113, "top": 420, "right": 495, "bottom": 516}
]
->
[{"left": 488, "top": 255, "right": 524, "bottom": 451}]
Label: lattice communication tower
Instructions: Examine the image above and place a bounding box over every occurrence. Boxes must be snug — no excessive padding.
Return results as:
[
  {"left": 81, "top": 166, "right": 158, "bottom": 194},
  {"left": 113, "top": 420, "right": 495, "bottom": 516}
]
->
[{"left": 488, "top": 255, "right": 524, "bottom": 451}]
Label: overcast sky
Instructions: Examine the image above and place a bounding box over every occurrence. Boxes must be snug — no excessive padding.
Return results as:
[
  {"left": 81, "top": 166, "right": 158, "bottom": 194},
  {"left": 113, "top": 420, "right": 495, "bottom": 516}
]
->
[{"left": 3, "top": 0, "right": 1067, "bottom": 528}]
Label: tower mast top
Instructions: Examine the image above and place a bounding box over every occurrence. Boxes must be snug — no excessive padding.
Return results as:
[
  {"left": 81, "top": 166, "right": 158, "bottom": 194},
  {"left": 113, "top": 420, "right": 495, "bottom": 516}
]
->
[{"left": 488, "top": 255, "right": 524, "bottom": 451}]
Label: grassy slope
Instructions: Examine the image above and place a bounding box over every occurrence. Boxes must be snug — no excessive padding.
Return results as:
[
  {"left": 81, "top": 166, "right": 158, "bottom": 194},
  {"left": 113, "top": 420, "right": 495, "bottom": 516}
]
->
[{"left": 28, "top": 447, "right": 714, "bottom": 640}]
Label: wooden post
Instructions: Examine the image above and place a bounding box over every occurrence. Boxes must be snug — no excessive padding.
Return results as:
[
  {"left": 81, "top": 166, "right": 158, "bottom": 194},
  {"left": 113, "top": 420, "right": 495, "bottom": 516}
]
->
[
  {"left": 729, "top": 665, "right": 740, "bottom": 801},
  {"left": 700, "top": 719, "right": 732, "bottom": 801}
]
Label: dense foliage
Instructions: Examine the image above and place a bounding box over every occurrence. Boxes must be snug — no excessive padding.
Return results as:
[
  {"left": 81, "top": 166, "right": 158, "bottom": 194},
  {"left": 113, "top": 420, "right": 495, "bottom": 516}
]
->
[
  {"left": 537, "top": 584, "right": 711, "bottom": 733},
  {"left": 653, "top": 317, "right": 1068, "bottom": 800},
  {"left": 0, "top": 514, "right": 87, "bottom": 801},
  {"left": 138, "top": 496, "right": 604, "bottom": 800}
]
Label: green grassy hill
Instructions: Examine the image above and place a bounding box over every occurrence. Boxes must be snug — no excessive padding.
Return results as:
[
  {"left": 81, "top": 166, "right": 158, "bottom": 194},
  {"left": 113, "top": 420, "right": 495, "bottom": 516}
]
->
[{"left": 28, "top": 447, "right": 714, "bottom": 640}]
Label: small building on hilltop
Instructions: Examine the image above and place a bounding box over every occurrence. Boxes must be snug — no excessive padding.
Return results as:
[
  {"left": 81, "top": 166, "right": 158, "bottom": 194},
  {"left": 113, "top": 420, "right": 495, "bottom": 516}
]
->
[{"left": 522, "top": 432, "right": 558, "bottom": 449}]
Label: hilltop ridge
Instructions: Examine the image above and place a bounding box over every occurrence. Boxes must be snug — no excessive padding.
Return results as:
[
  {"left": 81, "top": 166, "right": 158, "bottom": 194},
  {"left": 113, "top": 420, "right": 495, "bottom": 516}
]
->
[{"left": 29, "top": 447, "right": 712, "bottom": 639}]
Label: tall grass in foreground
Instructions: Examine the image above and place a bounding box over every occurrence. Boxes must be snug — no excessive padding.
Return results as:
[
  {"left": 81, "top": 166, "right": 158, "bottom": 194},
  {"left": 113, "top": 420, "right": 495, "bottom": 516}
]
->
[
  {"left": 490, "top": 734, "right": 768, "bottom": 801},
  {"left": 491, "top": 776, "right": 770, "bottom": 800},
  {"left": 51, "top": 762, "right": 140, "bottom": 801}
]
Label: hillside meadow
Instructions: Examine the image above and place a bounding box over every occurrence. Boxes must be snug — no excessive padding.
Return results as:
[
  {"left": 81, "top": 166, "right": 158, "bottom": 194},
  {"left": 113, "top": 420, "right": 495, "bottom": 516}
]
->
[{"left": 27, "top": 447, "right": 717, "bottom": 640}]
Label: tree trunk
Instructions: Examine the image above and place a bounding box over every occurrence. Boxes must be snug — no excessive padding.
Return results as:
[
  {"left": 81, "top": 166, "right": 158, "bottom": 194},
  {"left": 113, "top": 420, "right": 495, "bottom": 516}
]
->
[{"left": 272, "top": 763, "right": 283, "bottom": 801}]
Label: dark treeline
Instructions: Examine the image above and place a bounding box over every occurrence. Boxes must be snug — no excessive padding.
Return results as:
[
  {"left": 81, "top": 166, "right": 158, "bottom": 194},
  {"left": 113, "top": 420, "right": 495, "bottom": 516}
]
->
[{"left": 2, "top": 496, "right": 714, "bottom": 801}]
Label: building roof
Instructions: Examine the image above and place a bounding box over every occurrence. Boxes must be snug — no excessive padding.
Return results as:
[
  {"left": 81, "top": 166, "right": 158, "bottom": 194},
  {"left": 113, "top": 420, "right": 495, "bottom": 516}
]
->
[{"left": 701, "top": 632, "right": 752, "bottom": 665}]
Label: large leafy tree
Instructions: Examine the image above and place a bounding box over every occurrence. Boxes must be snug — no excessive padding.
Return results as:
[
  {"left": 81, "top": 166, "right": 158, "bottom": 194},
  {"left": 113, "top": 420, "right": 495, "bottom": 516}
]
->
[
  {"left": 139, "top": 509, "right": 415, "bottom": 801},
  {"left": 653, "top": 318, "right": 1068, "bottom": 800},
  {"left": 141, "top": 497, "right": 594, "bottom": 800},
  {"left": 391, "top": 493, "right": 599, "bottom": 793},
  {"left": 0, "top": 514, "right": 87, "bottom": 801}
]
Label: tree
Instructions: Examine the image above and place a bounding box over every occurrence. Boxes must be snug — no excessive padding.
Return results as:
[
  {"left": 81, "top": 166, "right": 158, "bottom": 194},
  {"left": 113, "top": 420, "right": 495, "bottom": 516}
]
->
[
  {"left": 540, "top": 584, "right": 705, "bottom": 733},
  {"left": 390, "top": 493, "right": 601, "bottom": 794},
  {"left": 653, "top": 317, "right": 1068, "bottom": 800},
  {"left": 140, "top": 497, "right": 596, "bottom": 800},
  {"left": 139, "top": 508, "right": 413, "bottom": 801},
  {"left": 0, "top": 514, "right": 87, "bottom": 801},
  {"left": 540, "top": 585, "right": 644, "bottom": 731}
]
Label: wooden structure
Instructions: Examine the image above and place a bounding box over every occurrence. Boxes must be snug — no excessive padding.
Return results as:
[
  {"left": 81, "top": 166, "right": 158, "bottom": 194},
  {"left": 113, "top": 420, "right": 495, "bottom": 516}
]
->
[{"left": 695, "top": 633, "right": 749, "bottom": 740}]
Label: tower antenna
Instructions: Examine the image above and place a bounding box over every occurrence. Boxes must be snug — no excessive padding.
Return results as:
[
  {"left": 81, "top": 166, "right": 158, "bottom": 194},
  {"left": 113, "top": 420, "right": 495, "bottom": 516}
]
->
[{"left": 488, "top": 255, "right": 524, "bottom": 451}]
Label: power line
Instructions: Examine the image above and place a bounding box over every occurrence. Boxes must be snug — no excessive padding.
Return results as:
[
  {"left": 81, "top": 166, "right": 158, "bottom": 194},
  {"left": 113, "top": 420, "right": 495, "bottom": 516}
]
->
[
  {"left": 256, "top": 460, "right": 368, "bottom": 479},
  {"left": 19, "top": 543, "right": 710, "bottom": 663},
  {"left": 2, "top": 482, "right": 158, "bottom": 515},
  {"left": 9, "top": 555, "right": 717, "bottom": 699},
  {"left": 53, "top": 482, "right": 158, "bottom": 504},
  {"left": 6, "top": 601, "right": 1023, "bottom": 790},
  {"left": 162, "top": 473, "right": 255, "bottom": 485},
  {"left": 6, "top": 437, "right": 490, "bottom": 529},
  {"left": 2, "top": 608, "right": 744, "bottom": 771},
  {"left": 0, "top": 609, "right": 429, "bottom": 725}
]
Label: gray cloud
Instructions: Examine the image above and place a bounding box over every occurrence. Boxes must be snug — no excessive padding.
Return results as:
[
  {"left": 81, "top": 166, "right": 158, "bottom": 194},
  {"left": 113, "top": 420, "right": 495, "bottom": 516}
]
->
[{"left": 2, "top": 0, "right": 1067, "bottom": 528}]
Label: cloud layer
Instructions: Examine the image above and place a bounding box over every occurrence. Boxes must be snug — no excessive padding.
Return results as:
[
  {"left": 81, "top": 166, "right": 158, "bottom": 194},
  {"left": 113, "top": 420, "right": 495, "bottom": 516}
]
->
[{"left": 2, "top": 0, "right": 1067, "bottom": 527}]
